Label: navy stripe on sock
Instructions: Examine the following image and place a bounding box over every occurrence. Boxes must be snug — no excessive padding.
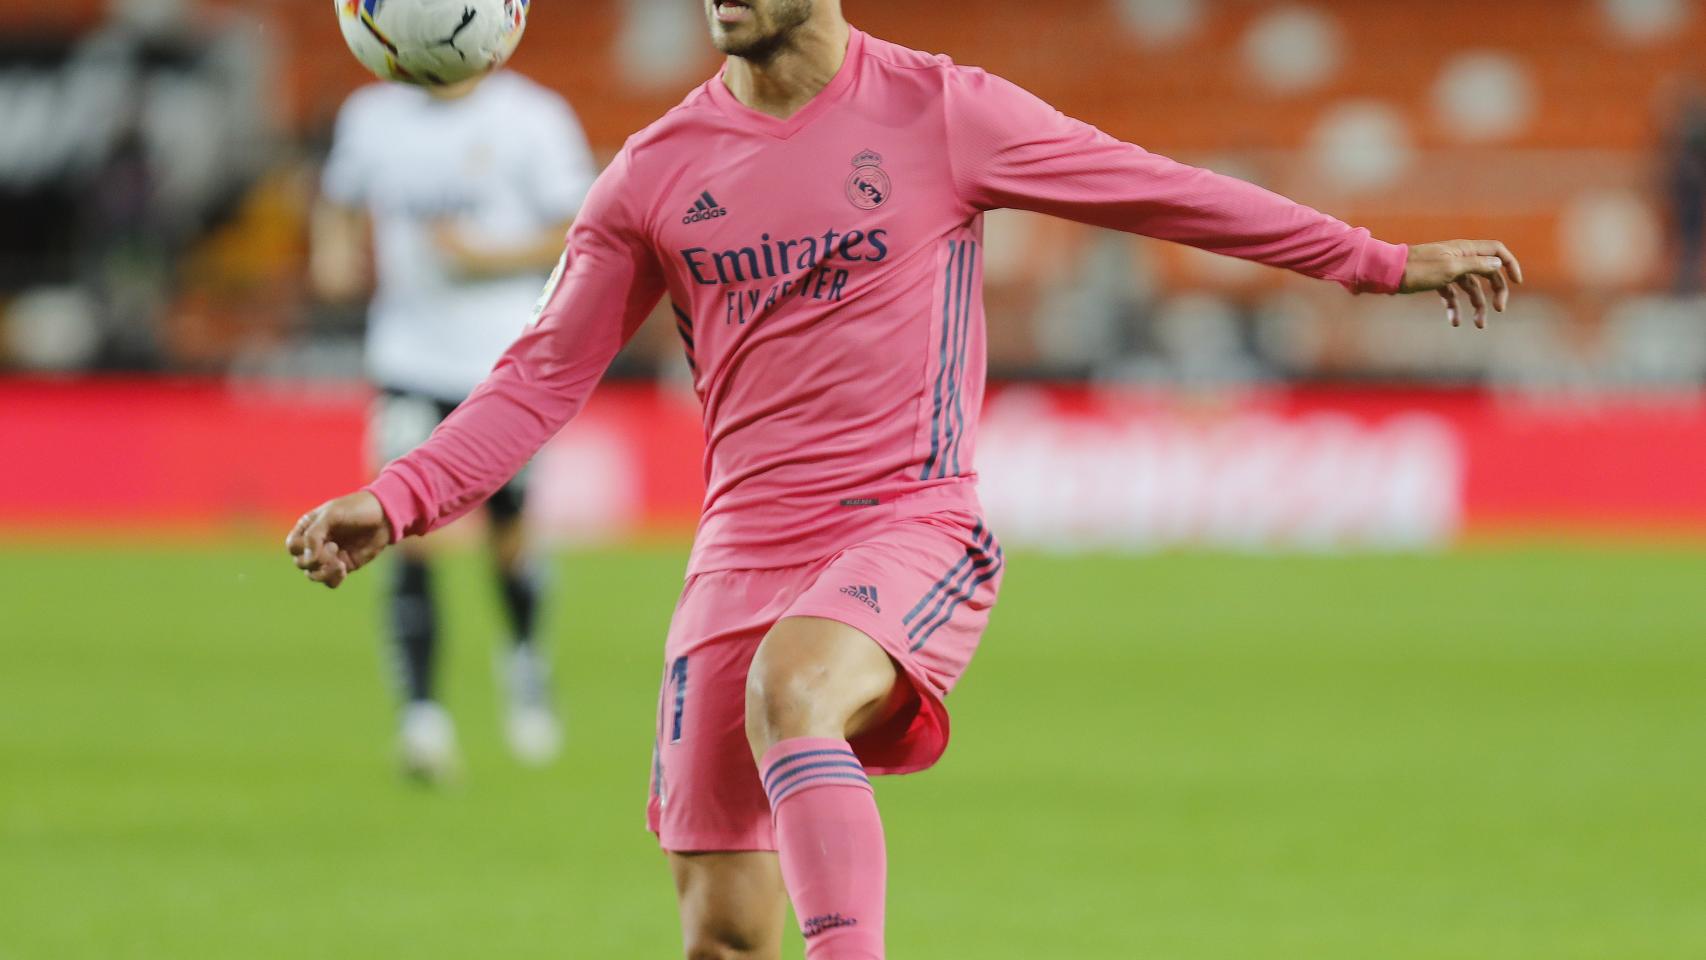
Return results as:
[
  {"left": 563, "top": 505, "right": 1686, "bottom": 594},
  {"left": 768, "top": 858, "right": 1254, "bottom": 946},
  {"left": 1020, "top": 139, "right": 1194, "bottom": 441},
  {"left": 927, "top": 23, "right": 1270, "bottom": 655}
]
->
[
  {"left": 765, "top": 760, "right": 868, "bottom": 801},
  {"left": 762, "top": 749, "right": 858, "bottom": 793},
  {"left": 770, "top": 771, "right": 873, "bottom": 807}
]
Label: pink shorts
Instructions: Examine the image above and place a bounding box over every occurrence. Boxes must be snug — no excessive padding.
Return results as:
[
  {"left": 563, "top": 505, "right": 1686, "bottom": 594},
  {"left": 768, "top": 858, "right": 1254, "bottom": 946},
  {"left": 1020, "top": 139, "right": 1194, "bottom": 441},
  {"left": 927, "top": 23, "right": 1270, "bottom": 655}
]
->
[{"left": 646, "top": 510, "right": 1003, "bottom": 852}]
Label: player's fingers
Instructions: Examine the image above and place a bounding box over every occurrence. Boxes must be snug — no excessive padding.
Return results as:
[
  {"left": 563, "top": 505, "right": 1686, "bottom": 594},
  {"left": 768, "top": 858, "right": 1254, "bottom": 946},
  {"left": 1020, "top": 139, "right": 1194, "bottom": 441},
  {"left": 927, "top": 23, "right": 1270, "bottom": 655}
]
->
[
  {"left": 1456, "top": 253, "right": 1505, "bottom": 279},
  {"left": 334, "top": 546, "right": 360, "bottom": 575},
  {"left": 1440, "top": 285, "right": 1460, "bottom": 327},
  {"left": 1467, "top": 240, "right": 1524, "bottom": 285},
  {"left": 325, "top": 553, "right": 351, "bottom": 588},
  {"left": 285, "top": 511, "right": 314, "bottom": 556},
  {"left": 1488, "top": 265, "right": 1510, "bottom": 313},
  {"left": 304, "top": 554, "right": 347, "bottom": 587},
  {"left": 1456, "top": 274, "right": 1488, "bottom": 329},
  {"left": 295, "top": 537, "right": 334, "bottom": 573},
  {"left": 1495, "top": 241, "right": 1524, "bottom": 285},
  {"left": 300, "top": 512, "right": 330, "bottom": 560}
]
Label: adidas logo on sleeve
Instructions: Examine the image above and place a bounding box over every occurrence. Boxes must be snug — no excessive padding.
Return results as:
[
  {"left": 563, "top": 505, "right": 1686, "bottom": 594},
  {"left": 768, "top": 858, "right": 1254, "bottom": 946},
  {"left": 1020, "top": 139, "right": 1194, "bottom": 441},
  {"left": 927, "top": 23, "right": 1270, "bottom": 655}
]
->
[{"left": 683, "top": 191, "right": 728, "bottom": 224}]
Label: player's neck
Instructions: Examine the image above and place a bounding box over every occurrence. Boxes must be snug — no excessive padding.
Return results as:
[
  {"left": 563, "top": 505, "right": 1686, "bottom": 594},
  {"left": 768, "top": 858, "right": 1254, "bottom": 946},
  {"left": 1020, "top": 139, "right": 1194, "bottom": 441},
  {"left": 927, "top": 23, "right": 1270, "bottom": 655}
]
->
[
  {"left": 427, "top": 77, "right": 482, "bottom": 101},
  {"left": 722, "top": 19, "right": 851, "bottom": 121}
]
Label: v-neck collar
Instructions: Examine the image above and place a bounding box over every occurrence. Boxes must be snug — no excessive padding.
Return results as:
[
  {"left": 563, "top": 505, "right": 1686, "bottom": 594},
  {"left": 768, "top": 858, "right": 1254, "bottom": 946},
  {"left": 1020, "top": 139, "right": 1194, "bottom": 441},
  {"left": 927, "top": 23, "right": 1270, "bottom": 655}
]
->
[{"left": 706, "top": 28, "right": 866, "bottom": 140}]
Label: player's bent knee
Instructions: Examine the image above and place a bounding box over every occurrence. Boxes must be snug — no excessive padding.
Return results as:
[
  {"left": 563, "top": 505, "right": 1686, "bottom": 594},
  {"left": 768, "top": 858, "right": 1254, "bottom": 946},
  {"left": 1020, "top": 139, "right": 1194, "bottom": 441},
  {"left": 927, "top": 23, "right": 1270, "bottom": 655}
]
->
[
  {"left": 744, "top": 618, "right": 897, "bottom": 752},
  {"left": 744, "top": 655, "right": 828, "bottom": 749}
]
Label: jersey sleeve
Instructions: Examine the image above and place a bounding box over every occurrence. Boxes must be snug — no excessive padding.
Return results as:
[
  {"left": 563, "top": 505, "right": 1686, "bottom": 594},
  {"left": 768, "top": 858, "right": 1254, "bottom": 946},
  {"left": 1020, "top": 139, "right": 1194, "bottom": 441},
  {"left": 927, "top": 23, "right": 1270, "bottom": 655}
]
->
[
  {"left": 942, "top": 68, "right": 1408, "bottom": 294},
  {"left": 365, "top": 148, "right": 665, "bottom": 540},
  {"left": 526, "top": 95, "right": 599, "bottom": 222},
  {"left": 320, "top": 92, "right": 371, "bottom": 207}
]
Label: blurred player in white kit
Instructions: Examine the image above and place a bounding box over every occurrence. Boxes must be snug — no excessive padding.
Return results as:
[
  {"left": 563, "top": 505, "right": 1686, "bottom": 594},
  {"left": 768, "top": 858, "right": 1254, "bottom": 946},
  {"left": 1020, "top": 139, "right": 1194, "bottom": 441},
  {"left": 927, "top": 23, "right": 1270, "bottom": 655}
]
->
[{"left": 310, "top": 68, "right": 597, "bottom": 782}]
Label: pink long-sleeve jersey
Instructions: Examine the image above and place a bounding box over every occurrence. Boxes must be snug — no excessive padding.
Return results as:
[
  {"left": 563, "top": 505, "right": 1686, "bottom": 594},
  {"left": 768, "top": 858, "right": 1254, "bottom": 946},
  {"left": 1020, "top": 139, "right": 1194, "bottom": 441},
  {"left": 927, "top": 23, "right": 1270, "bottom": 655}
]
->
[{"left": 367, "top": 29, "right": 1408, "bottom": 575}]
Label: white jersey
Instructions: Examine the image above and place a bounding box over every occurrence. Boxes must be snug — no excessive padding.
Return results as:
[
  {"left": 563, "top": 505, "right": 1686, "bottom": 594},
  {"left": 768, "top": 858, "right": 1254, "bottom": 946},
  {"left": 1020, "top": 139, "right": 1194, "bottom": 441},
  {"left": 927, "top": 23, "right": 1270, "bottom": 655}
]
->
[{"left": 322, "top": 71, "right": 596, "bottom": 400}]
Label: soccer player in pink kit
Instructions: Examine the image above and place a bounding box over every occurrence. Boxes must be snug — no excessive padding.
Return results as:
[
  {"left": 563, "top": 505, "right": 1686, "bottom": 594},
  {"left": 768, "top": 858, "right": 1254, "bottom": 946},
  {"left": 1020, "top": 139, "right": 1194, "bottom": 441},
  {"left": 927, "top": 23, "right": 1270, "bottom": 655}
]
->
[{"left": 288, "top": 0, "right": 1524, "bottom": 955}]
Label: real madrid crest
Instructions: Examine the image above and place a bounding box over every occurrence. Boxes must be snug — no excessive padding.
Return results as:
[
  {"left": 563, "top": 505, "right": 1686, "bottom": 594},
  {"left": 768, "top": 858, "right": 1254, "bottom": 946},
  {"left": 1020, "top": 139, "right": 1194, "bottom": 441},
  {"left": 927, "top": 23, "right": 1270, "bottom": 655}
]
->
[{"left": 846, "top": 149, "right": 891, "bottom": 210}]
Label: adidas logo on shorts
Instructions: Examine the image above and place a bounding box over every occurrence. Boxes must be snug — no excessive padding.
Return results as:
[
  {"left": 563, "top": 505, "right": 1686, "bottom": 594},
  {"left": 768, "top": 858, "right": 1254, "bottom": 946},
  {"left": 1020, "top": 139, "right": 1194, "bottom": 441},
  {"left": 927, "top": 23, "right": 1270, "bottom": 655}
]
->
[{"left": 840, "top": 584, "right": 881, "bottom": 614}]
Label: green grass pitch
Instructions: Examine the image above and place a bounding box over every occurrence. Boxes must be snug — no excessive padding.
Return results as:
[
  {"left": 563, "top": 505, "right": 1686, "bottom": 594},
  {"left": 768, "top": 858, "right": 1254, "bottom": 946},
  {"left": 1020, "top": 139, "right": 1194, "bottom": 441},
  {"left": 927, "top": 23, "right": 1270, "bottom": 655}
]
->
[{"left": 2, "top": 540, "right": 1703, "bottom": 958}]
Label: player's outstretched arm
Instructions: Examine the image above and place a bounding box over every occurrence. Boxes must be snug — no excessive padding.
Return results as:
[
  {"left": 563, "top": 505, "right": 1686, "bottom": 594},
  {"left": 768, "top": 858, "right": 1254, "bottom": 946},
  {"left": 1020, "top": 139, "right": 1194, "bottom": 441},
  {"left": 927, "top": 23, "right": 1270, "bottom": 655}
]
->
[
  {"left": 1399, "top": 239, "right": 1525, "bottom": 329},
  {"left": 944, "top": 69, "right": 1527, "bottom": 321},
  {"left": 282, "top": 149, "right": 663, "bottom": 591},
  {"left": 286, "top": 492, "right": 391, "bottom": 589}
]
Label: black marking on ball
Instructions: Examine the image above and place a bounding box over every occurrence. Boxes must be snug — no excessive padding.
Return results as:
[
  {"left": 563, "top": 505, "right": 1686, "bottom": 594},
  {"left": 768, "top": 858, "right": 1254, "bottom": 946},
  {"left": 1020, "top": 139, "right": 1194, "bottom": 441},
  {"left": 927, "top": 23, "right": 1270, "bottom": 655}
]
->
[{"left": 433, "top": 6, "right": 478, "bottom": 60}]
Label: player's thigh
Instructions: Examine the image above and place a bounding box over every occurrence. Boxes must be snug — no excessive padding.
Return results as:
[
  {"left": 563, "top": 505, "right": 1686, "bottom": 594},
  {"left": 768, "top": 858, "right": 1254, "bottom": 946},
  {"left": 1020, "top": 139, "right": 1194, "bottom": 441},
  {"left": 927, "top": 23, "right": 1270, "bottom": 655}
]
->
[
  {"left": 745, "top": 617, "right": 901, "bottom": 752},
  {"left": 651, "top": 571, "right": 791, "bottom": 853},
  {"left": 778, "top": 512, "right": 1004, "bottom": 774},
  {"left": 668, "top": 851, "right": 787, "bottom": 960}
]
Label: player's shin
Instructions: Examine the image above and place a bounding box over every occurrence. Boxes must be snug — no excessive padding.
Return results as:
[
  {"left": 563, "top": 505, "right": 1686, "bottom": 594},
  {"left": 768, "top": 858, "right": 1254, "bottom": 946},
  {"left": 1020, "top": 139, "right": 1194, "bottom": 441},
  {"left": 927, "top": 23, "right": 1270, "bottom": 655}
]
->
[
  {"left": 760, "top": 738, "right": 886, "bottom": 960},
  {"left": 390, "top": 556, "right": 438, "bottom": 704},
  {"left": 497, "top": 565, "right": 541, "bottom": 646}
]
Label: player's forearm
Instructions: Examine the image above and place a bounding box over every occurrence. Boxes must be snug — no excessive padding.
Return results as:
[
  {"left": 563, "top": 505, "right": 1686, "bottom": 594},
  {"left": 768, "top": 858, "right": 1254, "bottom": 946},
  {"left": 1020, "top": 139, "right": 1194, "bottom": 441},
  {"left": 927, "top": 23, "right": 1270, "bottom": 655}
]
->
[
  {"left": 1109, "top": 154, "right": 1407, "bottom": 294},
  {"left": 367, "top": 380, "right": 569, "bottom": 541},
  {"left": 436, "top": 221, "right": 575, "bottom": 279},
  {"left": 309, "top": 202, "right": 371, "bottom": 301},
  {"left": 984, "top": 138, "right": 1405, "bottom": 293},
  {"left": 366, "top": 246, "right": 653, "bottom": 541}
]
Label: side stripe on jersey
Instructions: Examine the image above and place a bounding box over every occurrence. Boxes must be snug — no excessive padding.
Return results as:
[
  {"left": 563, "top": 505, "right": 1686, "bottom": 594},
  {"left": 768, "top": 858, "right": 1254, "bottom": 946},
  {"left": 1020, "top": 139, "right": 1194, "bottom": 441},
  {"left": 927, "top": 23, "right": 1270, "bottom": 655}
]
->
[
  {"left": 671, "top": 304, "right": 698, "bottom": 376},
  {"left": 941, "top": 239, "right": 978, "bottom": 478},
  {"left": 922, "top": 240, "right": 975, "bottom": 480},
  {"left": 903, "top": 521, "right": 1002, "bottom": 652}
]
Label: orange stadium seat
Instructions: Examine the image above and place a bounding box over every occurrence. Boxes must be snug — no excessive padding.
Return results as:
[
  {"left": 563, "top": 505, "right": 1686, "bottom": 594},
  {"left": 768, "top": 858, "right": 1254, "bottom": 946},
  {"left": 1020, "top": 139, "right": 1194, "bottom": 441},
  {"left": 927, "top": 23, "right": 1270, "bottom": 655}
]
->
[{"left": 262, "top": 0, "right": 1684, "bottom": 295}]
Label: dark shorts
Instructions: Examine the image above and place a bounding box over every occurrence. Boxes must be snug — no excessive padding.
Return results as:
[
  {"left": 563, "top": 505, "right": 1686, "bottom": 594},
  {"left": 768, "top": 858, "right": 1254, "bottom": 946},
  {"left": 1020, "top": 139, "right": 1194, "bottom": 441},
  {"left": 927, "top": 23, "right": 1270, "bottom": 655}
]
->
[{"left": 370, "top": 388, "right": 528, "bottom": 523}]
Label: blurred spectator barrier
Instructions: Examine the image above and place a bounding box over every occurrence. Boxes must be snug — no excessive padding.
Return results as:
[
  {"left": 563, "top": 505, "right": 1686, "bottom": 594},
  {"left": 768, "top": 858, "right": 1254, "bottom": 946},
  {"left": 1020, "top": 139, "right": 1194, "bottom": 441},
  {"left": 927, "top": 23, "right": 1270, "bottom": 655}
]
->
[{"left": 3, "top": 379, "right": 1702, "bottom": 547}]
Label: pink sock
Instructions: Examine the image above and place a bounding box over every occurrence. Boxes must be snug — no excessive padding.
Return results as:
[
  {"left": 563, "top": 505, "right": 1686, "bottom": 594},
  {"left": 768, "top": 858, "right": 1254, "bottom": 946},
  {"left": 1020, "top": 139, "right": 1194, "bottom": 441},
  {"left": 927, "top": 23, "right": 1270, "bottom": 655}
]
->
[{"left": 760, "top": 737, "right": 886, "bottom": 960}]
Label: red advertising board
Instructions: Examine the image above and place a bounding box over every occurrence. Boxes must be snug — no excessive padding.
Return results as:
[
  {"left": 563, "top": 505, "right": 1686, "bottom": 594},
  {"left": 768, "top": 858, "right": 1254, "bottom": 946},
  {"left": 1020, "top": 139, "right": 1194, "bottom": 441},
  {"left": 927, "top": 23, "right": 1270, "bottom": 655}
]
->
[{"left": 2, "top": 378, "right": 1702, "bottom": 544}]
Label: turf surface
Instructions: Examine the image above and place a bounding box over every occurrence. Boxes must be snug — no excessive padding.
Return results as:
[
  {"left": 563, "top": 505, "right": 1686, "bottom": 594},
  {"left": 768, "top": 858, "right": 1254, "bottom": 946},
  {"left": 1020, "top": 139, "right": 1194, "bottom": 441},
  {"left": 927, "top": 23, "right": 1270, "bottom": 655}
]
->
[{"left": 2, "top": 541, "right": 1702, "bottom": 959}]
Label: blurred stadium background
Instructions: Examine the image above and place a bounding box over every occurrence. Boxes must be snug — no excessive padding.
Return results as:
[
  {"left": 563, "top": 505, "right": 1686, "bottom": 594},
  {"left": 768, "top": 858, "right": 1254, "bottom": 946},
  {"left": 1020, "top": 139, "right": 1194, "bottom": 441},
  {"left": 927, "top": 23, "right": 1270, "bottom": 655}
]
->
[{"left": 2, "top": 1, "right": 1703, "bottom": 958}]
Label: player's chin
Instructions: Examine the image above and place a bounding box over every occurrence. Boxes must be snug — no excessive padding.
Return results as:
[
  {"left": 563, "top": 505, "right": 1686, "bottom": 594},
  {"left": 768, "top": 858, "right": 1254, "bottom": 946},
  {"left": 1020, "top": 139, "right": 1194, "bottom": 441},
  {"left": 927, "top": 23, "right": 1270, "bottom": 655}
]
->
[
  {"left": 708, "top": 18, "right": 772, "bottom": 55},
  {"left": 708, "top": 25, "right": 754, "bottom": 55}
]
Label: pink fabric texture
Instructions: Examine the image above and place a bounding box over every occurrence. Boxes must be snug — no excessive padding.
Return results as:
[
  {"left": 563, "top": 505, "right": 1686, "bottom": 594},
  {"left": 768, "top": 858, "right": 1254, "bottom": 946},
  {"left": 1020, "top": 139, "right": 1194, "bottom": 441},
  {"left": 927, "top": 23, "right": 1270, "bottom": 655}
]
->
[
  {"left": 647, "top": 510, "right": 999, "bottom": 852},
  {"left": 365, "top": 29, "right": 1407, "bottom": 576},
  {"left": 761, "top": 738, "right": 886, "bottom": 959}
]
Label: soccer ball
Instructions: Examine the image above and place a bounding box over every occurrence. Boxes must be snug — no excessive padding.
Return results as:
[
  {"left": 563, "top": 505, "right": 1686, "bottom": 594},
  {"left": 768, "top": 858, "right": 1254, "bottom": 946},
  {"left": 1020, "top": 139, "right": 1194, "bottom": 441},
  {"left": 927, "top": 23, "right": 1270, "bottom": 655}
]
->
[{"left": 335, "top": 0, "right": 529, "bottom": 86}]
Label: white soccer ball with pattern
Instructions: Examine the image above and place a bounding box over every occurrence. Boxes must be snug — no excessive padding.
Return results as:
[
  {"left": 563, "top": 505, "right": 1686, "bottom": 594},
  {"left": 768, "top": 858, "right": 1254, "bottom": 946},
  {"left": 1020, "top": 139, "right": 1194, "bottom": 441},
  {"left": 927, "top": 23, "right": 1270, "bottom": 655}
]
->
[{"left": 335, "top": 0, "right": 528, "bottom": 86}]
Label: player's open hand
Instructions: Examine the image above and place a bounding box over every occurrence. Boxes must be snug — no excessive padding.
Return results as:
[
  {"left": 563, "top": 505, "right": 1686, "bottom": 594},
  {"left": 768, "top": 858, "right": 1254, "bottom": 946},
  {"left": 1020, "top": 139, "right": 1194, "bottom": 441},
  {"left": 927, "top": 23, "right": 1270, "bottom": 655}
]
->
[
  {"left": 1399, "top": 240, "right": 1525, "bottom": 329},
  {"left": 286, "top": 492, "right": 392, "bottom": 589}
]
